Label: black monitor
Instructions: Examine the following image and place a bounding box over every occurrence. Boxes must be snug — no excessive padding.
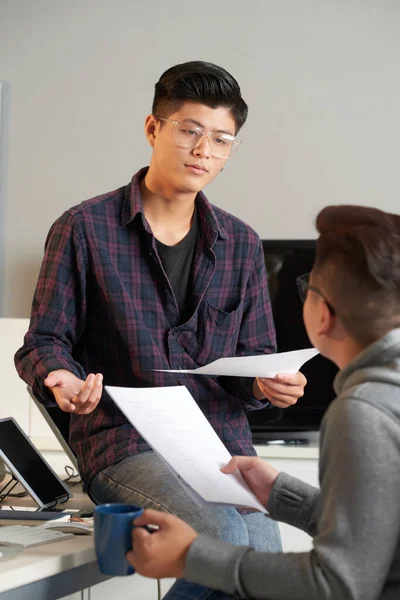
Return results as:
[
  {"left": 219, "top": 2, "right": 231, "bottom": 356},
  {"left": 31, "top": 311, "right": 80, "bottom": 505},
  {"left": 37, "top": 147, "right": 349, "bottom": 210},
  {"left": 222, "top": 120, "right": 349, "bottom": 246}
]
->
[{"left": 247, "top": 240, "right": 338, "bottom": 444}]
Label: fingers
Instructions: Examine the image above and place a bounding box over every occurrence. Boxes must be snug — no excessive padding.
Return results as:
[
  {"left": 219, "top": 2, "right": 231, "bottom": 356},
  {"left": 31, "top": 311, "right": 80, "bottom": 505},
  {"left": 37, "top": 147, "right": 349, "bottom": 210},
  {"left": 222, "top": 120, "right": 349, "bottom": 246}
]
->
[
  {"left": 53, "top": 394, "right": 77, "bottom": 412},
  {"left": 258, "top": 371, "right": 306, "bottom": 389},
  {"left": 126, "top": 549, "right": 136, "bottom": 566},
  {"left": 127, "top": 527, "right": 152, "bottom": 570},
  {"left": 133, "top": 509, "right": 175, "bottom": 528},
  {"left": 257, "top": 384, "right": 301, "bottom": 406},
  {"left": 268, "top": 392, "right": 301, "bottom": 407},
  {"left": 221, "top": 456, "right": 260, "bottom": 474},
  {"left": 127, "top": 511, "right": 197, "bottom": 579},
  {"left": 72, "top": 373, "right": 103, "bottom": 414},
  {"left": 257, "top": 379, "right": 303, "bottom": 397},
  {"left": 257, "top": 371, "right": 305, "bottom": 408},
  {"left": 274, "top": 372, "right": 307, "bottom": 386},
  {"left": 43, "top": 370, "right": 103, "bottom": 414},
  {"left": 220, "top": 457, "right": 239, "bottom": 473},
  {"left": 268, "top": 397, "right": 299, "bottom": 408},
  {"left": 133, "top": 525, "right": 152, "bottom": 543},
  {"left": 126, "top": 530, "right": 157, "bottom": 576},
  {"left": 71, "top": 373, "right": 97, "bottom": 404}
]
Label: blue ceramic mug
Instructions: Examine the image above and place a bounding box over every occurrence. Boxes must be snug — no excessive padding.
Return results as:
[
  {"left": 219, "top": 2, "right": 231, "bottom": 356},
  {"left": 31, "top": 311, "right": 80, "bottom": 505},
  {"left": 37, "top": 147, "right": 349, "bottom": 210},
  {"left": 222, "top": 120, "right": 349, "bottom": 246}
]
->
[{"left": 94, "top": 503, "right": 144, "bottom": 576}]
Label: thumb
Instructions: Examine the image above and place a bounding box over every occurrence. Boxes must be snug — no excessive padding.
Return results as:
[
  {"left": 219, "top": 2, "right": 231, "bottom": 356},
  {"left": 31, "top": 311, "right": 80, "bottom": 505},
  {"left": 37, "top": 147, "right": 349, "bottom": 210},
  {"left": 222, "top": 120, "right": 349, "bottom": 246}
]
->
[
  {"left": 221, "top": 457, "right": 239, "bottom": 474},
  {"left": 134, "top": 509, "right": 169, "bottom": 528},
  {"left": 44, "top": 371, "right": 63, "bottom": 388}
]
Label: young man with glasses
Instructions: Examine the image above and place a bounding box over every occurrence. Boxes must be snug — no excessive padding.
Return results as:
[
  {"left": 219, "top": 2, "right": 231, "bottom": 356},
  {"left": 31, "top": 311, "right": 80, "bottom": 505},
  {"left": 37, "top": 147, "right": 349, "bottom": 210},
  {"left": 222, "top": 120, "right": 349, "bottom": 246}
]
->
[
  {"left": 128, "top": 204, "right": 400, "bottom": 600},
  {"left": 15, "top": 61, "right": 306, "bottom": 597}
]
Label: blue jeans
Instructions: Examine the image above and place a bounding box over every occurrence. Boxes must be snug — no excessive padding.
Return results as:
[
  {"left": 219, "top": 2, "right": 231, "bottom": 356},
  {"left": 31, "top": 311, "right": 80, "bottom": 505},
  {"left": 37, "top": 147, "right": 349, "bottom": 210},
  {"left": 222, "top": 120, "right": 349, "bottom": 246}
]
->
[{"left": 89, "top": 452, "right": 282, "bottom": 599}]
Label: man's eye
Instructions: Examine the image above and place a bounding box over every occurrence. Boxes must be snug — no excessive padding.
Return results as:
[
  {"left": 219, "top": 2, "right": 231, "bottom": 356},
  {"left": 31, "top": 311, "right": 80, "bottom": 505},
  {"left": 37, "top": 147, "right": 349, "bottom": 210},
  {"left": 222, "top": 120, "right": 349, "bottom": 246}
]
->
[
  {"left": 182, "top": 129, "right": 200, "bottom": 136},
  {"left": 214, "top": 138, "right": 228, "bottom": 145}
]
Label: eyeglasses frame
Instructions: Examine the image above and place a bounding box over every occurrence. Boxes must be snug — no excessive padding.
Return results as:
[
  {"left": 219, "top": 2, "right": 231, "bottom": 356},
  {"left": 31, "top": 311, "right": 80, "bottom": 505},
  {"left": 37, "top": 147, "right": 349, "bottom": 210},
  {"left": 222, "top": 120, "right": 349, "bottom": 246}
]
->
[
  {"left": 154, "top": 116, "right": 241, "bottom": 159},
  {"left": 296, "top": 272, "right": 336, "bottom": 315}
]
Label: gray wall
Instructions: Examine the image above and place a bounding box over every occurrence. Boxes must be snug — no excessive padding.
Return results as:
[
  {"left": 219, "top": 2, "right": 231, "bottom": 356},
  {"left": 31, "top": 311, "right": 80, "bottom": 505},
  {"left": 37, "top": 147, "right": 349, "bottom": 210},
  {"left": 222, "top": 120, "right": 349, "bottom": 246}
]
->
[{"left": 1, "top": 0, "right": 399, "bottom": 317}]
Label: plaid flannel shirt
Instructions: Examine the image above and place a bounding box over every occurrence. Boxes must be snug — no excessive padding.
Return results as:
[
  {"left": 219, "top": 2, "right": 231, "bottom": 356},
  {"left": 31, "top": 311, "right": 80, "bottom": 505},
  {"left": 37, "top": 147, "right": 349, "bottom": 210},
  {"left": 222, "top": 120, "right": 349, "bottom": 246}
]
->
[{"left": 15, "top": 168, "right": 276, "bottom": 487}]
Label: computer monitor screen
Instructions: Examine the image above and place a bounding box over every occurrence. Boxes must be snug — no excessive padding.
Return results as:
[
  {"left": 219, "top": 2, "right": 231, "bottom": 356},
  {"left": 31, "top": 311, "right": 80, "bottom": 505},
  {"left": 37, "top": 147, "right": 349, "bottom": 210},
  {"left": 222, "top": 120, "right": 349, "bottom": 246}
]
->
[
  {"left": 0, "top": 418, "right": 71, "bottom": 508},
  {"left": 247, "top": 240, "right": 338, "bottom": 442}
]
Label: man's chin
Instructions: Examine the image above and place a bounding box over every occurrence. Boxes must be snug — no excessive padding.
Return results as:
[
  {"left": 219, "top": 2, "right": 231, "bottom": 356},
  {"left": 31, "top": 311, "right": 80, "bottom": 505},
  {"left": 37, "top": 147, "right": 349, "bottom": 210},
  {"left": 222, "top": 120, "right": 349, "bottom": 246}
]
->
[
  {"left": 167, "top": 170, "right": 212, "bottom": 195},
  {"left": 177, "top": 180, "right": 206, "bottom": 195}
]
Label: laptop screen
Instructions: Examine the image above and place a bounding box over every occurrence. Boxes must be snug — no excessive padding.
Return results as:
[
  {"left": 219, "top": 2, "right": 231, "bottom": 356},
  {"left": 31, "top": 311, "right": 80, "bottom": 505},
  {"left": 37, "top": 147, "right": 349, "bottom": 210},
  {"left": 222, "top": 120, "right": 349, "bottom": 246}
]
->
[{"left": 0, "top": 418, "right": 71, "bottom": 508}]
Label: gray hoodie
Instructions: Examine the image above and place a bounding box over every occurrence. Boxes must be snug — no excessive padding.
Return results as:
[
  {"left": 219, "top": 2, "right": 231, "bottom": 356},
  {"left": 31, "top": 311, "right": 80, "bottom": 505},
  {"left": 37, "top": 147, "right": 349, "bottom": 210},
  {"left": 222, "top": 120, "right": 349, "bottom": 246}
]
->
[{"left": 184, "top": 328, "right": 400, "bottom": 600}]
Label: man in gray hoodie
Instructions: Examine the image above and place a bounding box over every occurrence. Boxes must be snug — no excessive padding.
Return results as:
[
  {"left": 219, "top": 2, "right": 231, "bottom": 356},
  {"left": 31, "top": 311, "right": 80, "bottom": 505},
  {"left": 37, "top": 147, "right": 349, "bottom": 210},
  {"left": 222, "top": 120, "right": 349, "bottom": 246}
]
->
[{"left": 127, "top": 204, "right": 400, "bottom": 600}]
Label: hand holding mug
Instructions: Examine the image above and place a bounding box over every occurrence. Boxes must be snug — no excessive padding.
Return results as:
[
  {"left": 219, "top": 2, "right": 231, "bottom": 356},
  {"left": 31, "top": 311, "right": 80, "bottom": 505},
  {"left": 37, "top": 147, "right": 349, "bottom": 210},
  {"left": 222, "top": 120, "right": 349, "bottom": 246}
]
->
[{"left": 94, "top": 503, "right": 145, "bottom": 576}]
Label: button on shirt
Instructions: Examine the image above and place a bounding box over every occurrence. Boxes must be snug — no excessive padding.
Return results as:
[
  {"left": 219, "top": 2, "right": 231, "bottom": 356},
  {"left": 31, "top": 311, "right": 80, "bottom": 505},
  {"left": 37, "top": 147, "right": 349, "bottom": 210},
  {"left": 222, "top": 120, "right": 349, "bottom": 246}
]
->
[{"left": 15, "top": 167, "right": 276, "bottom": 488}]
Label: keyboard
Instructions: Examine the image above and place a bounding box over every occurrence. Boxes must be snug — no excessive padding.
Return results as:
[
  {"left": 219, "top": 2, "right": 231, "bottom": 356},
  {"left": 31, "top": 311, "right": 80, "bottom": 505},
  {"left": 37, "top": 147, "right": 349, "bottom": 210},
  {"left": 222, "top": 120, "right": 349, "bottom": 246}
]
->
[{"left": 0, "top": 525, "right": 74, "bottom": 548}]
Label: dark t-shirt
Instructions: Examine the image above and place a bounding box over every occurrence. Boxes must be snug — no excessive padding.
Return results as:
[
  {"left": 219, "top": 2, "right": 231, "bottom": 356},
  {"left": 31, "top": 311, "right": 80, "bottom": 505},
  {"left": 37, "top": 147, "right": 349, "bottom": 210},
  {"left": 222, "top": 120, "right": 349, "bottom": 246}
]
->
[{"left": 156, "top": 208, "right": 199, "bottom": 323}]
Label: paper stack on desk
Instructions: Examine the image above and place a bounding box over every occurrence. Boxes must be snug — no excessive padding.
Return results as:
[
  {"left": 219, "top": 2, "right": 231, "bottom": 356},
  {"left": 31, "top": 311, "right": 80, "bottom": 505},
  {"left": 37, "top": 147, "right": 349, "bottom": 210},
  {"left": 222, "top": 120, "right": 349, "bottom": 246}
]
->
[{"left": 106, "top": 385, "right": 268, "bottom": 513}]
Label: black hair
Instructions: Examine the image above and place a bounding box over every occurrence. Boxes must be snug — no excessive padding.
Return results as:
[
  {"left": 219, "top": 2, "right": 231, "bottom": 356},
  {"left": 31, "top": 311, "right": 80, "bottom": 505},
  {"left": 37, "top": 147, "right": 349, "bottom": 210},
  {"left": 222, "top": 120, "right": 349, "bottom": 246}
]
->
[{"left": 152, "top": 61, "right": 248, "bottom": 133}]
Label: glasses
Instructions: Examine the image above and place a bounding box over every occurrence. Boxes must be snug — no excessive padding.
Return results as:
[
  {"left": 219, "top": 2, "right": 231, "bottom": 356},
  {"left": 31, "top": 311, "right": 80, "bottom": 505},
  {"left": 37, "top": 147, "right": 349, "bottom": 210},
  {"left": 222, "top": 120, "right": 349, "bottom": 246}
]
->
[
  {"left": 155, "top": 116, "right": 241, "bottom": 159},
  {"left": 296, "top": 273, "right": 336, "bottom": 315}
]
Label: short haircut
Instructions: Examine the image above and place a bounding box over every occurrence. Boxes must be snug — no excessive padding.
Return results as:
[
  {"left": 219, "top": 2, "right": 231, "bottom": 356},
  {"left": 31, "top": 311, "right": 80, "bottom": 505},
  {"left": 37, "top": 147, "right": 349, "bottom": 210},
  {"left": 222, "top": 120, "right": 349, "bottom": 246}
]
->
[
  {"left": 314, "top": 205, "right": 400, "bottom": 345},
  {"left": 152, "top": 61, "right": 248, "bottom": 133}
]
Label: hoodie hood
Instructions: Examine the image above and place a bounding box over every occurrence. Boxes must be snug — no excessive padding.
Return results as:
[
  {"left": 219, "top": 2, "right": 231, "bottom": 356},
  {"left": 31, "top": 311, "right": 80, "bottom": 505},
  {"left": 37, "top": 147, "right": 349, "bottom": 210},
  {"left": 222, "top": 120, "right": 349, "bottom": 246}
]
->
[{"left": 333, "top": 328, "right": 400, "bottom": 420}]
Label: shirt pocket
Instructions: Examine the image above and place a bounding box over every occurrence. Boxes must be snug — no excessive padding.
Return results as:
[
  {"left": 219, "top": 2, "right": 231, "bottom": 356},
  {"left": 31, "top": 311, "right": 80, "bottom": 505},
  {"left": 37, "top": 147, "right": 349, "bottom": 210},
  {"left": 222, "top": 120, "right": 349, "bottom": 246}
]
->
[{"left": 190, "top": 301, "right": 243, "bottom": 365}]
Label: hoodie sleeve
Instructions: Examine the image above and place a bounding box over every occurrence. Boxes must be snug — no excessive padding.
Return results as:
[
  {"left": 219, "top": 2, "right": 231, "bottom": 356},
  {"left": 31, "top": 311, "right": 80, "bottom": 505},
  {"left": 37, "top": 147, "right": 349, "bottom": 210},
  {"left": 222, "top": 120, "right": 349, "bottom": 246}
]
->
[{"left": 267, "top": 471, "right": 320, "bottom": 537}]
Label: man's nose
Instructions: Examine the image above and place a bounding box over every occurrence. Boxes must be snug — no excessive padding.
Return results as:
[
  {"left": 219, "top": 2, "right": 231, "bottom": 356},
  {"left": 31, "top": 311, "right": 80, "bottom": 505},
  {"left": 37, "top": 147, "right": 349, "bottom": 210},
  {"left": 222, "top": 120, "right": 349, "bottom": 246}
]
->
[{"left": 193, "top": 133, "right": 211, "bottom": 158}]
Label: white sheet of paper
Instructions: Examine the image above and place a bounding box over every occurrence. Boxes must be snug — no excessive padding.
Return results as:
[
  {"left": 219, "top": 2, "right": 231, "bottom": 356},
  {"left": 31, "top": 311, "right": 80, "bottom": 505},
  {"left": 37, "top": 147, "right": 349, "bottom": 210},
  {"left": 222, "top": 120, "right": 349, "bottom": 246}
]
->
[
  {"left": 106, "top": 385, "right": 267, "bottom": 513},
  {"left": 155, "top": 348, "right": 319, "bottom": 378}
]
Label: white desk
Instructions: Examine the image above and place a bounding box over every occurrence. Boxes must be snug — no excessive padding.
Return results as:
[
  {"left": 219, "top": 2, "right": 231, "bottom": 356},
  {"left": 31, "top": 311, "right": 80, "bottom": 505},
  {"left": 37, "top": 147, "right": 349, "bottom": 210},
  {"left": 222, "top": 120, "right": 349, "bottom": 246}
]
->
[
  {"left": 0, "top": 531, "right": 171, "bottom": 600},
  {"left": 0, "top": 534, "right": 109, "bottom": 599},
  {"left": 0, "top": 484, "right": 171, "bottom": 600},
  {"left": 0, "top": 485, "right": 108, "bottom": 600}
]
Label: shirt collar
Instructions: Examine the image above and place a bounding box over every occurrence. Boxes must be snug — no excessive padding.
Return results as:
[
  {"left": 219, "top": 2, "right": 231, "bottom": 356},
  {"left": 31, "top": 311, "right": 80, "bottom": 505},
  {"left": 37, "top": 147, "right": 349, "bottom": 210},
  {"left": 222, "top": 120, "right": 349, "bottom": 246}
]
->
[
  {"left": 121, "top": 167, "right": 228, "bottom": 244},
  {"left": 121, "top": 167, "right": 150, "bottom": 231}
]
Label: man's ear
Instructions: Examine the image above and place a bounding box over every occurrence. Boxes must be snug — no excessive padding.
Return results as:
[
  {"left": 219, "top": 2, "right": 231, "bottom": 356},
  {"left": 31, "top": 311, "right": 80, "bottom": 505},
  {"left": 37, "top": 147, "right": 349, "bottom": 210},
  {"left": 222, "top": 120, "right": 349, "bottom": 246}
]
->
[
  {"left": 316, "top": 300, "right": 335, "bottom": 337},
  {"left": 144, "top": 115, "right": 157, "bottom": 147}
]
